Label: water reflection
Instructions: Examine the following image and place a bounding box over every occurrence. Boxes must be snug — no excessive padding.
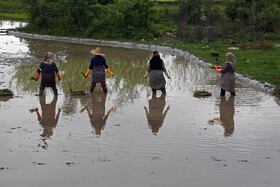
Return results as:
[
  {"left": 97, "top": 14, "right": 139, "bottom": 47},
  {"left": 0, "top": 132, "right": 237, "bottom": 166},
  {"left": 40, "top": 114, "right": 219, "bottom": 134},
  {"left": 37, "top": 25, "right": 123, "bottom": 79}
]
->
[
  {"left": 0, "top": 20, "right": 27, "bottom": 30},
  {"left": 30, "top": 95, "right": 61, "bottom": 149},
  {"left": 219, "top": 96, "right": 235, "bottom": 137},
  {"left": 144, "top": 94, "right": 170, "bottom": 135},
  {"left": 83, "top": 93, "right": 113, "bottom": 136}
]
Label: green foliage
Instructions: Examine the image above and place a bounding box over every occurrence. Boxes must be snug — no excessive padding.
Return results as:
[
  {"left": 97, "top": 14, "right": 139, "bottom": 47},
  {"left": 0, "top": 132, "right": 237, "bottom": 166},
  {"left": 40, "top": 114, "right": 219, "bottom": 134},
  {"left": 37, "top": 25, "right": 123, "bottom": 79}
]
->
[
  {"left": 21, "top": 0, "right": 157, "bottom": 40},
  {"left": 18, "top": 0, "right": 280, "bottom": 41},
  {"left": 0, "top": 0, "right": 29, "bottom": 13},
  {"left": 85, "top": 0, "right": 156, "bottom": 40},
  {"left": 29, "top": 76, "right": 35, "bottom": 80},
  {"left": 22, "top": 0, "right": 99, "bottom": 35},
  {"left": 194, "top": 90, "right": 208, "bottom": 94},
  {"left": 225, "top": 0, "right": 280, "bottom": 41},
  {"left": 0, "top": 13, "right": 28, "bottom": 20}
]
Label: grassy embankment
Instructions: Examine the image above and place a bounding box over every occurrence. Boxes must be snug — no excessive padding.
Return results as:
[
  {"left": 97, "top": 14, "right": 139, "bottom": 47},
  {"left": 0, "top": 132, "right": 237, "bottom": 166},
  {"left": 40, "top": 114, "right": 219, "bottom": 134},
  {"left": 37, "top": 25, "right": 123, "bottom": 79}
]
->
[{"left": 0, "top": 0, "right": 29, "bottom": 20}]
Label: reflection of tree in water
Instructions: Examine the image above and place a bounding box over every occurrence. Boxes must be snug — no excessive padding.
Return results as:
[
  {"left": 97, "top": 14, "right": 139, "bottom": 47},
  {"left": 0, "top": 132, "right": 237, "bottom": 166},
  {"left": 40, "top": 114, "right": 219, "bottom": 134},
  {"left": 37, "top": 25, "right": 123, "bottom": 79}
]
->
[
  {"left": 24, "top": 38, "right": 151, "bottom": 64},
  {"left": 12, "top": 39, "right": 151, "bottom": 109},
  {"left": 219, "top": 96, "right": 235, "bottom": 137},
  {"left": 30, "top": 95, "right": 61, "bottom": 149},
  {"left": 83, "top": 93, "right": 113, "bottom": 136},
  {"left": 144, "top": 94, "right": 170, "bottom": 135}
]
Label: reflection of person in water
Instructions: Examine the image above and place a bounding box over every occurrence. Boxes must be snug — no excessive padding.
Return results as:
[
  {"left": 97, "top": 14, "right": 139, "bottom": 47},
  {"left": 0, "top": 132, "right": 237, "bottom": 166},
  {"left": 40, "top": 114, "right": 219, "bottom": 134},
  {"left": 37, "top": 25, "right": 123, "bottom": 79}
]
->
[
  {"left": 84, "top": 93, "right": 113, "bottom": 136},
  {"left": 144, "top": 94, "right": 170, "bottom": 135},
  {"left": 32, "top": 95, "right": 61, "bottom": 149},
  {"left": 219, "top": 96, "right": 235, "bottom": 137}
]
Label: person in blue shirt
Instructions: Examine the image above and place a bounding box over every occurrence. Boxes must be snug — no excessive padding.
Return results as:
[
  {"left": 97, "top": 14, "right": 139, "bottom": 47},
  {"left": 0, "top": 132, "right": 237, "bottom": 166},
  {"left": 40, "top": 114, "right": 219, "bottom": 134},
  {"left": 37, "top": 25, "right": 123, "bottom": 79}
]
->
[
  {"left": 84, "top": 47, "right": 114, "bottom": 93},
  {"left": 34, "top": 52, "right": 61, "bottom": 96}
]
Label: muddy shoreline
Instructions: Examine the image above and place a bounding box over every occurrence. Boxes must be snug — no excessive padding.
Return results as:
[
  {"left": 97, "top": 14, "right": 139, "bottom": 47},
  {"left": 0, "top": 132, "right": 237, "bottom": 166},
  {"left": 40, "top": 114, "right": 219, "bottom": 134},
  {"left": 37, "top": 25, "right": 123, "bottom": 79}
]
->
[{"left": 8, "top": 30, "right": 276, "bottom": 94}]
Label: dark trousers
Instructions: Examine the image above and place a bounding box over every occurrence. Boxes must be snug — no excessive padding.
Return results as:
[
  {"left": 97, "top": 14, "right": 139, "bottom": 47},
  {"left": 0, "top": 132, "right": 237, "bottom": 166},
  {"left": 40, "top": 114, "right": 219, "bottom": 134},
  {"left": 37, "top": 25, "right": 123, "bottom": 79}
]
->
[
  {"left": 39, "top": 85, "right": 58, "bottom": 96},
  {"left": 90, "top": 82, "right": 107, "bottom": 93},
  {"left": 220, "top": 89, "right": 235, "bottom": 96},
  {"left": 152, "top": 87, "right": 166, "bottom": 94}
]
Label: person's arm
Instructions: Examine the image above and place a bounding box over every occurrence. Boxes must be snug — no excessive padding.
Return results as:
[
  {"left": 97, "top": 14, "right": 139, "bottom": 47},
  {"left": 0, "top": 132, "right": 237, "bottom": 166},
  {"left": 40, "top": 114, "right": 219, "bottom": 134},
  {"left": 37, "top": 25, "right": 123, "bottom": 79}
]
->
[
  {"left": 85, "top": 61, "right": 93, "bottom": 77},
  {"left": 85, "top": 58, "right": 94, "bottom": 77},
  {"left": 84, "top": 106, "right": 91, "bottom": 117},
  {"left": 220, "top": 63, "right": 230, "bottom": 73},
  {"left": 104, "top": 59, "right": 114, "bottom": 76},
  {"left": 106, "top": 67, "right": 114, "bottom": 76},
  {"left": 54, "top": 64, "right": 61, "bottom": 80},
  {"left": 35, "top": 108, "right": 42, "bottom": 120},
  {"left": 215, "top": 66, "right": 222, "bottom": 73},
  {"left": 56, "top": 109, "right": 61, "bottom": 120},
  {"left": 103, "top": 107, "right": 113, "bottom": 121},
  {"left": 35, "top": 69, "right": 41, "bottom": 81},
  {"left": 35, "top": 63, "right": 42, "bottom": 81}
]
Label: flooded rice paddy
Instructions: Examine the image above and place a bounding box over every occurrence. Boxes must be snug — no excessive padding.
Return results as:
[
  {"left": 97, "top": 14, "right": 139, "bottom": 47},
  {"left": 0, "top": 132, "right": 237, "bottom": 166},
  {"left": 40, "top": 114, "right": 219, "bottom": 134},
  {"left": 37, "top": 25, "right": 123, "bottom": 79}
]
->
[{"left": 1, "top": 20, "right": 280, "bottom": 187}]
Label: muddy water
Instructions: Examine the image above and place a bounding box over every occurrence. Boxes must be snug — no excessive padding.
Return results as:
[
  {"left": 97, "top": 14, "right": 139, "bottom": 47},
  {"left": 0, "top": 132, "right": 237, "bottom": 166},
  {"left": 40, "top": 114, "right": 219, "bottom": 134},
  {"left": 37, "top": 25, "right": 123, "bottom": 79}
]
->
[{"left": 1, "top": 21, "right": 280, "bottom": 187}]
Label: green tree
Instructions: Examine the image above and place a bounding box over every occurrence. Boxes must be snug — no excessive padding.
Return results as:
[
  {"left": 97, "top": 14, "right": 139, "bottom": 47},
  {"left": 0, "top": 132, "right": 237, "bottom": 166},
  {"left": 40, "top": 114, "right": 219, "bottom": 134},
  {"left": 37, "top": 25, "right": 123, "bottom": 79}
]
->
[
  {"left": 225, "top": 0, "right": 280, "bottom": 41},
  {"left": 86, "top": 0, "right": 156, "bottom": 40}
]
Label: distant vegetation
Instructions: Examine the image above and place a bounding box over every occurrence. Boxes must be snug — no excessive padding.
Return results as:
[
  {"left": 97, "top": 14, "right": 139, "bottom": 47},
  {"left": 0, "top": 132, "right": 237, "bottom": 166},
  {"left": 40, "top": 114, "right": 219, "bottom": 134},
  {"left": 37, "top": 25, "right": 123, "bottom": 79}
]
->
[
  {"left": 0, "top": 0, "right": 28, "bottom": 13},
  {"left": 0, "top": 0, "right": 29, "bottom": 20},
  {"left": 17, "top": 0, "right": 280, "bottom": 42}
]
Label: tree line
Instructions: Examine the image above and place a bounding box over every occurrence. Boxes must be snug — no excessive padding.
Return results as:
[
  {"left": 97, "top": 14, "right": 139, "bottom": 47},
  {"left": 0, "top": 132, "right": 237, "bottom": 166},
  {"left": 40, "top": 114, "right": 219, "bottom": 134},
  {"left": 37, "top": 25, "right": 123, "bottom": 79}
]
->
[{"left": 21, "top": 0, "right": 280, "bottom": 42}]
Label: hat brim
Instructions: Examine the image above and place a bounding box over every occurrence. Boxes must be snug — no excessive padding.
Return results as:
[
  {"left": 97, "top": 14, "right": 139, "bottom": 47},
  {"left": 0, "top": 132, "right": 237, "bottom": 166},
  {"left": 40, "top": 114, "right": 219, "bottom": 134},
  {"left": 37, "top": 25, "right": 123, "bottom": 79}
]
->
[{"left": 91, "top": 50, "right": 105, "bottom": 57}]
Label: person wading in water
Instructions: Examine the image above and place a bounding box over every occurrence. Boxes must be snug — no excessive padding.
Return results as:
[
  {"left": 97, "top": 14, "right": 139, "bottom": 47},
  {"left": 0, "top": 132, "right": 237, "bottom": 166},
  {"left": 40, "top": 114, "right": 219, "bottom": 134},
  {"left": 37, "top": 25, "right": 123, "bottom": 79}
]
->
[
  {"left": 84, "top": 47, "right": 114, "bottom": 93},
  {"left": 144, "top": 51, "right": 170, "bottom": 95}
]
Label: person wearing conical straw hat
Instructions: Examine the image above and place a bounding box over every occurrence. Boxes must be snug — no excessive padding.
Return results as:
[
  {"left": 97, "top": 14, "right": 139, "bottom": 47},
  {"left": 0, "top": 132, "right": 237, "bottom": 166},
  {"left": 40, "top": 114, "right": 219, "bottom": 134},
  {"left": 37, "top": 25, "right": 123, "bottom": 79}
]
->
[{"left": 84, "top": 47, "right": 114, "bottom": 93}]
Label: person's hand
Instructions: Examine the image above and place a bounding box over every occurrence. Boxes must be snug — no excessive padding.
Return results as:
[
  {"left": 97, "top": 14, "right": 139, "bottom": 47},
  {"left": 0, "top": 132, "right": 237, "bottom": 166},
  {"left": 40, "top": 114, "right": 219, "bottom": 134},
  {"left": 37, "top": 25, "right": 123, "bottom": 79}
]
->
[
  {"left": 167, "top": 75, "right": 171, "bottom": 79},
  {"left": 35, "top": 77, "right": 38, "bottom": 81},
  {"left": 215, "top": 66, "right": 222, "bottom": 73},
  {"left": 144, "top": 75, "right": 147, "bottom": 78}
]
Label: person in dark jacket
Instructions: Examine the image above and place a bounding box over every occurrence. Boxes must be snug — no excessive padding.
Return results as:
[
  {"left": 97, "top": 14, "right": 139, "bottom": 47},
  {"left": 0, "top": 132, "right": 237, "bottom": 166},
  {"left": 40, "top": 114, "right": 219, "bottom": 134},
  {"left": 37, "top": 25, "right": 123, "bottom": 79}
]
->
[
  {"left": 84, "top": 47, "right": 114, "bottom": 93},
  {"left": 144, "top": 51, "right": 170, "bottom": 94},
  {"left": 215, "top": 52, "right": 236, "bottom": 96},
  {"left": 34, "top": 52, "right": 61, "bottom": 96}
]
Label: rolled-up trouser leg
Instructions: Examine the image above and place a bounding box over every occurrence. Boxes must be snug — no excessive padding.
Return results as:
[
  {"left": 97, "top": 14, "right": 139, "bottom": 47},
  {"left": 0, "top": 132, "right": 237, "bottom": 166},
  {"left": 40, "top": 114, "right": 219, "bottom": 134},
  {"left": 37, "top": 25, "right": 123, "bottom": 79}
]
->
[
  {"left": 39, "top": 86, "right": 45, "bottom": 96},
  {"left": 220, "top": 88, "right": 225, "bottom": 96},
  {"left": 101, "top": 83, "right": 107, "bottom": 93},
  {"left": 90, "top": 82, "right": 96, "bottom": 92},
  {"left": 52, "top": 86, "right": 58, "bottom": 95}
]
